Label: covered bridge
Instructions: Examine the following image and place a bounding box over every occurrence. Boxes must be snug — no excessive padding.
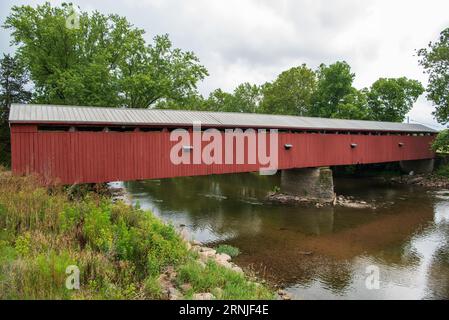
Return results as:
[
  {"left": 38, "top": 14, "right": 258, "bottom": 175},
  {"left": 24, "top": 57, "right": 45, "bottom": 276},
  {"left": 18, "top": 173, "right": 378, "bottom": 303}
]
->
[{"left": 8, "top": 103, "right": 436, "bottom": 185}]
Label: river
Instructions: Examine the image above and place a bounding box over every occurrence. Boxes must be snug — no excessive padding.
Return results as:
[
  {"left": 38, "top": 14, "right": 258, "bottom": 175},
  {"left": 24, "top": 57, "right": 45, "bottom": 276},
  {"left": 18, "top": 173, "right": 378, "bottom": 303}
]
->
[{"left": 118, "top": 173, "right": 449, "bottom": 300}]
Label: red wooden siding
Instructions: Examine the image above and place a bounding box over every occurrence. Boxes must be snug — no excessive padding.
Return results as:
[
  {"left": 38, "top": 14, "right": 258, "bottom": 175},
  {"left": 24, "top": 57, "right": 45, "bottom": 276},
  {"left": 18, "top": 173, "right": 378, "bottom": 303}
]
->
[{"left": 10, "top": 124, "right": 435, "bottom": 185}]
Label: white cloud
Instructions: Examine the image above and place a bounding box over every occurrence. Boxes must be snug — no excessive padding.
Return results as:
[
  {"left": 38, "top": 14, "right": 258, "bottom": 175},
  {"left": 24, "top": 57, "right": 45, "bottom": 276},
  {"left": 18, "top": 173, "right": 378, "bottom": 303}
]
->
[{"left": 1, "top": 0, "right": 448, "bottom": 128}]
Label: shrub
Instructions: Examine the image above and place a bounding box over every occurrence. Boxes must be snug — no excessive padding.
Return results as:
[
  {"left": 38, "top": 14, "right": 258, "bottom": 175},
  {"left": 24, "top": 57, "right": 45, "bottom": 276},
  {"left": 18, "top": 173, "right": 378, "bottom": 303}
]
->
[
  {"left": 144, "top": 275, "right": 163, "bottom": 299},
  {"left": 0, "top": 250, "right": 76, "bottom": 299},
  {"left": 83, "top": 204, "right": 114, "bottom": 252},
  {"left": 14, "top": 233, "right": 31, "bottom": 256},
  {"left": 0, "top": 240, "right": 17, "bottom": 265},
  {"left": 0, "top": 168, "right": 273, "bottom": 300},
  {"left": 436, "top": 163, "right": 449, "bottom": 178},
  {"left": 177, "top": 259, "right": 273, "bottom": 300},
  {"left": 0, "top": 173, "right": 65, "bottom": 234},
  {"left": 215, "top": 244, "right": 240, "bottom": 257},
  {"left": 432, "top": 130, "right": 449, "bottom": 153}
]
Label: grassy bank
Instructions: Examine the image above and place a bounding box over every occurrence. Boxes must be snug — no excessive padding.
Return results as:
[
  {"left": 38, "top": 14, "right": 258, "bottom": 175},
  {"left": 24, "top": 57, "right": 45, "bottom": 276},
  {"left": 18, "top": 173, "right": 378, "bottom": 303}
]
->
[{"left": 0, "top": 169, "right": 273, "bottom": 300}]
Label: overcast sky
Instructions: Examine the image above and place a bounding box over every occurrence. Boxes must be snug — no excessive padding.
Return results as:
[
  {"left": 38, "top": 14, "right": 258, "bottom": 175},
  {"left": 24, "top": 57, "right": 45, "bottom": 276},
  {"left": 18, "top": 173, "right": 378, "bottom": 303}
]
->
[{"left": 1, "top": 0, "right": 448, "bottom": 128}]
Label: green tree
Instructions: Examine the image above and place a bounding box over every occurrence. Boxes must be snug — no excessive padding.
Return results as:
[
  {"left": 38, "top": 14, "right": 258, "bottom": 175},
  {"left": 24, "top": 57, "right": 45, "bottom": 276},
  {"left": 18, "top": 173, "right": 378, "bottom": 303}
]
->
[
  {"left": 155, "top": 93, "right": 207, "bottom": 111},
  {"left": 192, "top": 83, "right": 262, "bottom": 113},
  {"left": 261, "top": 64, "right": 316, "bottom": 115},
  {"left": 311, "top": 61, "right": 355, "bottom": 118},
  {"left": 232, "top": 83, "right": 263, "bottom": 113},
  {"left": 432, "top": 129, "right": 449, "bottom": 153},
  {"left": 0, "top": 54, "right": 32, "bottom": 166},
  {"left": 332, "top": 88, "right": 370, "bottom": 120},
  {"left": 4, "top": 2, "right": 207, "bottom": 108},
  {"left": 418, "top": 28, "right": 449, "bottom": 125},
  {"left": 366, "top": 77, "right": 424, "bottom": 122},
  {"left": 121, "top": 34, "right": 208, "bottom": 108},
  {"left": 204, "top": 88, "right": 234, "bottom": 112}
]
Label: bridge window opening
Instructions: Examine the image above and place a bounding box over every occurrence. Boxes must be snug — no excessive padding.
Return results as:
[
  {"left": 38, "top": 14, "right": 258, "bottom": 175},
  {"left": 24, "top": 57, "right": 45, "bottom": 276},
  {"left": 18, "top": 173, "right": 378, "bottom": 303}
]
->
[
  {"left": 138, "top": 127, "right": 164, "bottom": 132},
  {"left": 108, "top": 126, "right": 136, "bottom": 132},
  {"left": 76, "top": 126, "right": 106, "bottom": 132},
  {"left": 38, "top": 125, "right": 71, "bottom": 132},
  {"left": 87, "top": 126, "right": 438, "bottom": 137}
]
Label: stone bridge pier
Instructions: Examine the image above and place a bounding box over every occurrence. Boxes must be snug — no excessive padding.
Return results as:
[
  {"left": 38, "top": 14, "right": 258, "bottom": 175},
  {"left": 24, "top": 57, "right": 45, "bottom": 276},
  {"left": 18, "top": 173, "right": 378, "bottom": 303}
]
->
[{"left": 280, "top": 167, "right": 335, "bottom": 203}]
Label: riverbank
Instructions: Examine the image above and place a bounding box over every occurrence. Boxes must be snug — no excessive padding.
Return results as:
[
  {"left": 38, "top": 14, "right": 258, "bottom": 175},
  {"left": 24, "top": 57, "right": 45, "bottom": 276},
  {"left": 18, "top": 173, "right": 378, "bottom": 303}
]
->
[
  {"left": 121, "top": 173, "right": 449, "bottom": 299},
  {"left": 0, "top": 169, "right": 274, "bottom": 300},
  {"left": 388, "top": 154, "right": 449, "bottom": 188},
  {"left": 110, "top": 183, "right": 291, "bottom": 300},
  {"left": 390, "top": 173, "right": 449, "bottom": 188}
]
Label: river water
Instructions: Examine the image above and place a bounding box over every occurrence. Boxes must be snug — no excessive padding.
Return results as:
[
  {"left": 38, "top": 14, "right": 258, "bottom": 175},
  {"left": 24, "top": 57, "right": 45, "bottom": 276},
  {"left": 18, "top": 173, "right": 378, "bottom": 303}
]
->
[{"left": 119, "top": 173, "right": 449, "bottom": 300}]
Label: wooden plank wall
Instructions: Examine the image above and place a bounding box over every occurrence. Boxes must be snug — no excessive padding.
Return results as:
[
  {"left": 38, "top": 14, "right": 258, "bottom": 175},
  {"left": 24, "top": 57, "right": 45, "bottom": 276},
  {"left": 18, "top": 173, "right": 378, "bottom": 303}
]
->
[{"left": 10, "top": 124, "right": 436, "bottom": 184}]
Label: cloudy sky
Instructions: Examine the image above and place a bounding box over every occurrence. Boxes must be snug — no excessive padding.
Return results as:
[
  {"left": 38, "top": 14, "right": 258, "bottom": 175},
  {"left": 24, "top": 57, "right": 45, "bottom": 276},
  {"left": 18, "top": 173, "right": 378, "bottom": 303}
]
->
[{"left": 1, "top": 0, "right": 448, "bottom": 128}]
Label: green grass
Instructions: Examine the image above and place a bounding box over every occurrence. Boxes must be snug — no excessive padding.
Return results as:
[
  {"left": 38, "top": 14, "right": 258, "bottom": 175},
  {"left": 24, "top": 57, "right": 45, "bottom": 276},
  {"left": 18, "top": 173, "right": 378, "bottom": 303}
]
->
[
  {"left": 0, "top": 169, "right": 273, "bottom": 300},
  {"left": 214, "top": 244, "right": 241, "bottom": 257},
  {"left": 177, "top": 259, "right": 273, "bottom": 300}
]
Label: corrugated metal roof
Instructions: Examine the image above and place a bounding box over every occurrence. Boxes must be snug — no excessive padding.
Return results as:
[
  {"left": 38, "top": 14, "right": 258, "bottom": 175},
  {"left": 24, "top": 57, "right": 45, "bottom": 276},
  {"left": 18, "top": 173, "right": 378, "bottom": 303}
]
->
[{"left": 9, "top": 103, "right": 437, "bottom": 133}]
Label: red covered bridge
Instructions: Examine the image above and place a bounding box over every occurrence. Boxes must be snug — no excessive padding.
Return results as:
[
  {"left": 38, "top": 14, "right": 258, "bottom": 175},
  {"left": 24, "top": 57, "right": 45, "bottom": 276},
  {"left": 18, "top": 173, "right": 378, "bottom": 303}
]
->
[{"left": 8, "top": 103, "right": 436, "bottom": 185}]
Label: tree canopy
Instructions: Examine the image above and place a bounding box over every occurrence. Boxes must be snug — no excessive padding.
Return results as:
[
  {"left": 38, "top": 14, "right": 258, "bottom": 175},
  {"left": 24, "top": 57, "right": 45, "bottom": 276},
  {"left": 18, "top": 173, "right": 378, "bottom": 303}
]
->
[
  {"left": 333, "top": 88, "right": 370, "bottom": 120},
  {"left": 418, "top": 27, "right": 449, "bottom": 125},
  {"left": 0, "top": 53, "right": 32, "bottom": 165},
  {"left": 432, "top": 129, "right": 449, "bottom": 153},
  {"left": 367, "top": 77, "right": 424, "bottom": 122},
  {"left": 3, "top": 2, "right": 208, "bottom": 108},
  {"left": 311, "top": 61, "right": 355, "bottom": 118},
  {"left": 0, "top": 54, "right": 31, "bottom": 116},
  {"left": 260, "top": 64, "right": 316, "bottom": 116},
  {"left": 197, "top": 61, "right": 423, "bottom": 123}
]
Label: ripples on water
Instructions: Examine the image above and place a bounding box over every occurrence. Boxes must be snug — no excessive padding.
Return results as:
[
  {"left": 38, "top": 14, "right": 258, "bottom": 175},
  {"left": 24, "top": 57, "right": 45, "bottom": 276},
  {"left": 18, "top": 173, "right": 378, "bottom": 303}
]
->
[{"left": 119, "top": 173, "right": 449, "bottom": 300}]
